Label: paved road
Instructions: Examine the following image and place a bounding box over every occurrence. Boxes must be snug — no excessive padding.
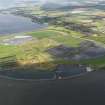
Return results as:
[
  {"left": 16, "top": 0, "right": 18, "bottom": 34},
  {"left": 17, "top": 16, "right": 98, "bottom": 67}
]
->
[{"left": 0, "top": 70, "right": 105, "bottom": 105}]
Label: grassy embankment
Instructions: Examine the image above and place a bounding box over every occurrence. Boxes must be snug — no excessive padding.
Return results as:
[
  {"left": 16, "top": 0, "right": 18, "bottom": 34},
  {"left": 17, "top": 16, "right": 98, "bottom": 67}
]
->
[
  {"left": 47, "top": 26, "right": 105, "bottom": 69},
  {"left": 0, "top": 26, "right": 105, "bottom": 70},
  {"left": 0, "top": 28, "right": 82, "bottom": 71}
]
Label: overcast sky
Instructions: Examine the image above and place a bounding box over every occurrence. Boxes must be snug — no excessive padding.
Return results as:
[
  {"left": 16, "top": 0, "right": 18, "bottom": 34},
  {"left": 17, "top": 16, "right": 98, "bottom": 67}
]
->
[{"left": 0, "top": 0, "right": 105, "bottom": 9}]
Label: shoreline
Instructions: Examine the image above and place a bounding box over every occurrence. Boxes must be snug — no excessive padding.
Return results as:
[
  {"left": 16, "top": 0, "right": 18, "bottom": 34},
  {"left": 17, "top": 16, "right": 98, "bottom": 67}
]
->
[{"left": 0, "top": 69, "right": 92, "bottom": 81}]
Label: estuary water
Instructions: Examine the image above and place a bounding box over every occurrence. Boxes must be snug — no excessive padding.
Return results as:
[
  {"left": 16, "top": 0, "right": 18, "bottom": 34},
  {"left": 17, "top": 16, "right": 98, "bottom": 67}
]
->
[{"left": 0, "top": 13, "right": 46, "bottom": 35}]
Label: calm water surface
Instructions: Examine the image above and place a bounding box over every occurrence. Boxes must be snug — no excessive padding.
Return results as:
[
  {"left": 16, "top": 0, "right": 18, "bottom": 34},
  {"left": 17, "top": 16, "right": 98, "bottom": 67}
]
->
[{"left": 0, "top": 13, "right": 46, "bottom": 35}]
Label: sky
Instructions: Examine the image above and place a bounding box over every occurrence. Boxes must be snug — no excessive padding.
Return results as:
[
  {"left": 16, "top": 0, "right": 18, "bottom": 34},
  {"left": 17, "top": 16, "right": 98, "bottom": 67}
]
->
[
  {"left": 0, "top": 0, "right": 105, "bottom": 9},
  {"left": 0, "top": 0, "right": 33, "bottom": 9}
]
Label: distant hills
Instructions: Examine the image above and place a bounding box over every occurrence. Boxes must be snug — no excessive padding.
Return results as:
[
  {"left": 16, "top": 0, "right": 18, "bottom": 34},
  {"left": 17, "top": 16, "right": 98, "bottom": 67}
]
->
[
  {"left": 40, "top": 0, "right": 105, "bottom": 11},
  {"left": 1, "top": 0, "right": 105, "bottom": 10}
]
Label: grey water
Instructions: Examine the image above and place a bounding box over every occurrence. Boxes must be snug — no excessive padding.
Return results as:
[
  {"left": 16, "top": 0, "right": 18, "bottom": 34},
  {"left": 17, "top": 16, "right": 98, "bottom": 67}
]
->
[{"left": 0, "top": 13, "right": 46, "bottom": 35}]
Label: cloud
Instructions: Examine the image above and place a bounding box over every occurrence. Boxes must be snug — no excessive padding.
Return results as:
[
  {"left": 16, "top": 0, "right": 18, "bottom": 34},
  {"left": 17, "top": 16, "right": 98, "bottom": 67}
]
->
[
  {"left": 39, "top": 0, "right": 69, "bottom": 3},
  {"left": 39, "top": 0, "right": 84, "bottom": 6}
]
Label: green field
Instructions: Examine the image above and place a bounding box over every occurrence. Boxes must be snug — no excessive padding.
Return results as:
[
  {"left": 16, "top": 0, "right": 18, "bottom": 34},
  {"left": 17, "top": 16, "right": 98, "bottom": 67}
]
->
[
  {"left": 0, "top": 28, "right": 83, "bottom": 71},
  {"left": 1, "top": 0, "right": 105, "bottom": 71},
  {"left": 0, "top": 26, "right": 105, "bottom": 71}
]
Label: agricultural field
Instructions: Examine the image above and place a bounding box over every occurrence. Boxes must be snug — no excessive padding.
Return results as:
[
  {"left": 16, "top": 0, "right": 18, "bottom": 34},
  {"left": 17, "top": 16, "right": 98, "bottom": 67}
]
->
[
  {"left": 0, "top": 26, "right": 105, "bottom": 72},
  {"left": 0, "top": 28, "right": 83, "bottom": 70}
]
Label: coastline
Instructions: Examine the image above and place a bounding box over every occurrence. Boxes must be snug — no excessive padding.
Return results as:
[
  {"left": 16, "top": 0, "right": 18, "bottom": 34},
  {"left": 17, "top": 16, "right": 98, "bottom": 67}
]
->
[{"left": 0, "top": 68, "right": 92, "bottom": 81}]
